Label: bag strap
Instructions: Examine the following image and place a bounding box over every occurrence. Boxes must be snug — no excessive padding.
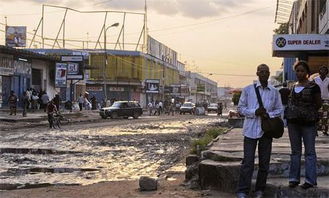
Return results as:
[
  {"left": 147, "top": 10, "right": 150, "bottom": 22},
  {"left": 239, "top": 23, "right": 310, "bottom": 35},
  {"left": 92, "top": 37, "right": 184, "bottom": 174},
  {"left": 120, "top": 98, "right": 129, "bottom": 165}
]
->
[{"left": 254, "top": 84, "right": 264, "bottom": 108}]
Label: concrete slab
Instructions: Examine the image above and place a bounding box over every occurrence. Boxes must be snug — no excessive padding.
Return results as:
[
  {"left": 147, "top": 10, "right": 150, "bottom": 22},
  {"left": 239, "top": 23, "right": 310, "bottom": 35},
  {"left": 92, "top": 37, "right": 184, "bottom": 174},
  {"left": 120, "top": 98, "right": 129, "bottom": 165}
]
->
[{"left": 198, "top": 127, "right": 329, "bottom": 197}]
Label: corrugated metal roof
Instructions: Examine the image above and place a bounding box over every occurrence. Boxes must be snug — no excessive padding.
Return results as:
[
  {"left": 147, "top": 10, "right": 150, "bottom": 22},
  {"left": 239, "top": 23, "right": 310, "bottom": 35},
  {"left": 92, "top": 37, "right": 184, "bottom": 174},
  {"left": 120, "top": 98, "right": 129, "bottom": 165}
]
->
[{"left": 0, "top": 45, "right": 59, "bottom": 61}]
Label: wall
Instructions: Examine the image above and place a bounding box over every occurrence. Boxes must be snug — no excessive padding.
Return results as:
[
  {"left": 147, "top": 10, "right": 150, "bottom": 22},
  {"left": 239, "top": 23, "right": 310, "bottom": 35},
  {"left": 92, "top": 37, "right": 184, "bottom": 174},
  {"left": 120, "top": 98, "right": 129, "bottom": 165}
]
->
[{"left": 31, "top": 59, "right": 56, "bottom": 99}]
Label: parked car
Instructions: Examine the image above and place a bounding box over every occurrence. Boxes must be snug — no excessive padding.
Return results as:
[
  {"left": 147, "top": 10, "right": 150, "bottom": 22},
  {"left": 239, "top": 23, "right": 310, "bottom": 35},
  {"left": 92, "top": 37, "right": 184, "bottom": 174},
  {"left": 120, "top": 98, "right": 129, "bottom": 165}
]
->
[
  {"left": 180, "top": 102, "right": 195, "bottom": 114},
  {"left": 99, "top": 101, "right": 142, "bottom": 119},
  {"left": 207, "top": 103, "right": 218, "bottom": 113}
]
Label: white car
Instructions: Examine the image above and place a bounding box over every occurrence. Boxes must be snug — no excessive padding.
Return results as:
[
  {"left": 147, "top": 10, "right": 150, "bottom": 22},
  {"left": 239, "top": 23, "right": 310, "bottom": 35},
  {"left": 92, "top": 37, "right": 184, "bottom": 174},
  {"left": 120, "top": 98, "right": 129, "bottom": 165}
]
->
[
  {"left": 207, "top": 103, "right": 218, "bottom": 113},
  {"left": 179, "top": 102, "right": 195, "bottom": 114}
]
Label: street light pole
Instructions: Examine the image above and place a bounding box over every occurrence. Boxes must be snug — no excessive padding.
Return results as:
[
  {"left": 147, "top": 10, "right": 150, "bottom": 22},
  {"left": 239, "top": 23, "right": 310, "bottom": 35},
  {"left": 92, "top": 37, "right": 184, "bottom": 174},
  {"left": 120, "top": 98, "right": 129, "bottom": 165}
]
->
[{"left": 103, "top": 22, "right": 119, "bottom": 105}]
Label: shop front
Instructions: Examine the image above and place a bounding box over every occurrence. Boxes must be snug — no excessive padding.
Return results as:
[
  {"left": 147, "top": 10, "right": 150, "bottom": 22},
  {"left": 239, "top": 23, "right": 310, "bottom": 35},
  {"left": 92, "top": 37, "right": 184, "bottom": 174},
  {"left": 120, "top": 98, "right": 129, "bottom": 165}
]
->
[
  {"left": 273, "top": 34, "right": 329, "bottom": 75},
  {"left": 0, "top": 57, "right": 31, "bottom": 107}
]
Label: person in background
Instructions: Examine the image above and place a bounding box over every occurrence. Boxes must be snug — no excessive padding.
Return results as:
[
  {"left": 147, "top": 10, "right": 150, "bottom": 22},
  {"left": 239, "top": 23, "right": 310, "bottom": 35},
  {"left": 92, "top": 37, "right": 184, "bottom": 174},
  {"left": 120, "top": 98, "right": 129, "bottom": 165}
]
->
[
  {"left": 78, "top": 94, "right": 84, "bottom": 111},
  {"left": 279, "top": 82, "right": 291, "bottom": 126},
  {"left": 148, "top": 101, "right": 153, "bottom": 116},
  {"left": 217, "top": 102, "right": 223, "bottom": 116},
  {"left": 41, "top": 92, "right": 49, "bottom": 112},
  {"left": 53, "top": 94, "right": 61, "bottom": 112},
  {"left": 26, "top": 88, "right": 32, "bottom": 109},
  {"left": 314, "top": 65, "right": 329, "bottom": 136},
  {"left": 8, "top": 91, "right": 18, "bottom": 116},
  {"left": 285, "top": 61, "right": 321, "bottom": 189},
  {"left": 158, "top": 100, "right": 163, "bottom": 115},
  {"left": 91, "top": 95, "right": 97, "bottom": 110},
  {"left": 47, "top": 100, "right": 58, "bottom": 129},
  {"left": 22, "top": 91, "right": 30, "bottom": 117},
  {"left": 31, "top": 91, "right": 39, "bottom": 112},
  {"left": 236, "top": 64, "right": 283, "bottom": 198}
]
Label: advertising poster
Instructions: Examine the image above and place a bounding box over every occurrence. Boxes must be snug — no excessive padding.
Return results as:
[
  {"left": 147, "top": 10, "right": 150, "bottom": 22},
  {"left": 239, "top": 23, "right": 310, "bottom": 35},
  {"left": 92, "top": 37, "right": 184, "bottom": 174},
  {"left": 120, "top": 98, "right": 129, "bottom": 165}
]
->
[
  {"left": 145, "top": 79, "right": 160, "bottom": 94},
  {"left": 55, "top": 63, "right": 67, "bottom": 88},
  {"left": 6, "top": 26, "right": 27, "bottom": 47},
  {"left": 61, "top": 55, "right": 84, "bottom": 80}
]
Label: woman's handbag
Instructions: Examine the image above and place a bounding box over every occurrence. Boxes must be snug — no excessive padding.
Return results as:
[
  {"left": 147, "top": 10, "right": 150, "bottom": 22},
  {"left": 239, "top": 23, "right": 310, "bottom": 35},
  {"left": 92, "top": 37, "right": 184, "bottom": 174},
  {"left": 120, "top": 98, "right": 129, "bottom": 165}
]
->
[{"left": 254, "top": 84, "right": 284, "bottom": 139}]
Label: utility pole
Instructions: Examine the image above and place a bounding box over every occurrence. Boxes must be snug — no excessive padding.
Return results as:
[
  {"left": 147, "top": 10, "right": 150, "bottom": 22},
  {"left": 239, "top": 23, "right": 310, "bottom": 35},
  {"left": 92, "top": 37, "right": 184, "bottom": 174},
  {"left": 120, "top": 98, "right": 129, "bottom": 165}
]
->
[
  {"left": 144, "top": 0, "right": 148, "bottom": 53},
  {"left": 104, "top": 23, "right": 119, "bottom": 104}
]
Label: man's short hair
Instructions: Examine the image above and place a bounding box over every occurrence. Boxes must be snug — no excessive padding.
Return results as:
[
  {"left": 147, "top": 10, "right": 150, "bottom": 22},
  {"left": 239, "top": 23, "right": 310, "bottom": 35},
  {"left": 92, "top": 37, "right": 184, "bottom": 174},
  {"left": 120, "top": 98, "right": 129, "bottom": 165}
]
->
[
  {"left": 257, "top": 64, "right": 269, "bottom": 71},
  {"left": 319, "top": 65, "right": 328, "bottom": 74}
]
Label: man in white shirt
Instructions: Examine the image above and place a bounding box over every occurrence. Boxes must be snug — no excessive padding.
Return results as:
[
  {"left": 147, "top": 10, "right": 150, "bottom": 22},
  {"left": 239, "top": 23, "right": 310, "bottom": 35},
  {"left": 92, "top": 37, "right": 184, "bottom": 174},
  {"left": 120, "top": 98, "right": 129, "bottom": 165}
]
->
[
  {"left": 314, "top": 65, "right": 329, "bottom": 136},
  {"left": 236, "top": 64, "right": 283, "bottom": 198}
]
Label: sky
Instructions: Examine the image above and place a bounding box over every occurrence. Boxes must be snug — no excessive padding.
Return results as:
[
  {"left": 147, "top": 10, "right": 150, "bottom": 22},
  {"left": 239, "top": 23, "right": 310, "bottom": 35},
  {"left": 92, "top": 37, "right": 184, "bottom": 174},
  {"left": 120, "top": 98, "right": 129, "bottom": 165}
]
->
[{"left": 0, "top": 0, "right": 283, "bottom": 88}]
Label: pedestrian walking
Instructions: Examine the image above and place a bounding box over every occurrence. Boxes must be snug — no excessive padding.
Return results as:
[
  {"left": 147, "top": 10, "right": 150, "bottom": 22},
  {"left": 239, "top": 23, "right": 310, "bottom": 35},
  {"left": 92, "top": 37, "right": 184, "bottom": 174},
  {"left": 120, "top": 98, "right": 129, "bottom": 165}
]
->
[
  {"left": 236, "top": 64, "right": 283, "bottom": 198},
  {"left": 217, "top": 102, "right": 223, "bottom": 116},
  {"left": 47, "top": 100, "right": 58, "bottom": 129},
  {"left": 148, "top": 101, "right": 153, "bottom": 116},
  {"left": 91, "top": 95, "right": 97, "bottom": 110},
  {"left": 53, "top": 94, "right": 61, "bottom": 111},
  {"left": 8, "top": 91, "right": 18, "bottom": 116},
  {"left": 285, "top": 61, "right": 322, "bottom": 189},
  {"left": 26, "top": 88, "right": 32, "bottom": 109},
  {"left": 22, "top": 91, "right": 30, "bottom": 117},
  {"left": 78, "top": 94, "right": 84, "bottom": 111},
  {"left": 31, "top": 92, "right": 39, "bottom": 112},
  {"left": 159, "top": 101, "right": 163, "bottom": 115},
  {"left": 314, "top": 65, "right": 329, "bottom": 136},
  {"left": 41, "top": 92, "right": 49, "bottom": 112}
]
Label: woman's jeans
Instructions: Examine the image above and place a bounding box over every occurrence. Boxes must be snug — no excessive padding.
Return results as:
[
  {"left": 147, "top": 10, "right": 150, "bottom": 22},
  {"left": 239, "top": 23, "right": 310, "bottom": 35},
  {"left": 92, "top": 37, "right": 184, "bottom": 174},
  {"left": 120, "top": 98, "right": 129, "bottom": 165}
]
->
[{"left": 288, "top": 122, "right": 317, "bottom": 185}]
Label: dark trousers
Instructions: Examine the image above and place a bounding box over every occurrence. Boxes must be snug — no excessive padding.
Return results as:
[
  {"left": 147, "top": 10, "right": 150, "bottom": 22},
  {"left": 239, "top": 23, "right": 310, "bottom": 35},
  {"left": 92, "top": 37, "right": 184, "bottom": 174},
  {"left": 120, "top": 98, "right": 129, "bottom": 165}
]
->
[
  {"left": 237, "top": 135, "right": 272, "bottom": 194},
  {"left": 48, "top": 114, "right": 54, "bottom": 128},
  {"left": 79, "top": 103, "right": 83, "bottom": 111}
]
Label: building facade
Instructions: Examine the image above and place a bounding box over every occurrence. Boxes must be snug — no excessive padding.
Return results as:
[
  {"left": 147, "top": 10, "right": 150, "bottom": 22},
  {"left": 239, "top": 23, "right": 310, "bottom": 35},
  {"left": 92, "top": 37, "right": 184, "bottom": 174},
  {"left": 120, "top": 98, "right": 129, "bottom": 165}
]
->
[
  {"left": 87, "top": 50, "right": 180, "bottom": 108},
  {"left": 0, "top": 45, "right": 58, "bottom": 108},
  {"left": 274, "top": 0, "right": 329, "bottom": 77}
]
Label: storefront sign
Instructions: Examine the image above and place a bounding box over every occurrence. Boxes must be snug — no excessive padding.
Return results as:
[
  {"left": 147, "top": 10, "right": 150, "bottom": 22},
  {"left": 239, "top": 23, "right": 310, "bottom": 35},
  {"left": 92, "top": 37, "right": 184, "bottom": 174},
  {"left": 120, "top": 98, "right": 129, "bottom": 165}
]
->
[
  {"left": 55, "top": 63, "right": 67, "bottom": 88},
  {"left": 0, "top": 67, "right": 14, "bottom": 76},
  {"left": 145, "top": 79, "right": 160, "bottom": 94},
  {"left": 14, "top": 60, "right": 31, "bottom": 75},
  {"left": 273, "top": 34, "right": 329, "bottom": 51},
  {"left": 109, "top": 87, "right": 125, "bottom": 92},
  {"left": 61, "top": 55, "right": 84, "bottom": 80},
  {"left": 86, "top": 86, "right": 103, "bottom": 92}
]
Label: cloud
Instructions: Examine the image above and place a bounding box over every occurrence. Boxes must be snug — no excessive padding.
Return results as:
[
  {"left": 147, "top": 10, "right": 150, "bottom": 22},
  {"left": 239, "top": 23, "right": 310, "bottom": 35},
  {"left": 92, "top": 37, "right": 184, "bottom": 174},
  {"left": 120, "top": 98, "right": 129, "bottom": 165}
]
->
[
  {"left": 3, "top": 0, "right": 254, "bottom": 19},
  {"left": 97, "top": 0, "right": 255, "bottom": 18}
]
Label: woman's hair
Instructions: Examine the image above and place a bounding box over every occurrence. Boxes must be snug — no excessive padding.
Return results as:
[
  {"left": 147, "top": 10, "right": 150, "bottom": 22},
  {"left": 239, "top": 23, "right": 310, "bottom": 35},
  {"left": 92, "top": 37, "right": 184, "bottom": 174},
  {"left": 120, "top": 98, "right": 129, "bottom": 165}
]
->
[{"left": 293, "top": 60, "right": 310, "bottom": 74}]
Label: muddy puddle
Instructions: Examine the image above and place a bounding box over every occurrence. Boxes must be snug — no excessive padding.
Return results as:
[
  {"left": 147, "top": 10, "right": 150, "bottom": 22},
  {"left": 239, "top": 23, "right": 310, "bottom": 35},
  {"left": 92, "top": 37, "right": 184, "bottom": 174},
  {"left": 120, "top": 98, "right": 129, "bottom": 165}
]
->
[{"left": 0, "top": 117, "right": 220, "bottom": 190}]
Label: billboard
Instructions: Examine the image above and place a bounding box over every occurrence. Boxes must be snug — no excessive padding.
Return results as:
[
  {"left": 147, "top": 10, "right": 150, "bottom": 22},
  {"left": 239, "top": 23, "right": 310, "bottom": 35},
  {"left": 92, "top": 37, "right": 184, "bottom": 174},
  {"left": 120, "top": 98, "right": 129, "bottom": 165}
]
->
[
  {"left": 61, "top": 55, "right": 84, "bottom": 80},
  {"left": 145, "top": 79, "right": 160, "bottom": 94},
  {"left": 55, "top": 63, "right": 67, "bottom": 88},
  {"left": 6, "top": 26, "right": 27, "bottom": 47},
  {"left": 147, "top": 36, "right": 178, "bottom": 66}
]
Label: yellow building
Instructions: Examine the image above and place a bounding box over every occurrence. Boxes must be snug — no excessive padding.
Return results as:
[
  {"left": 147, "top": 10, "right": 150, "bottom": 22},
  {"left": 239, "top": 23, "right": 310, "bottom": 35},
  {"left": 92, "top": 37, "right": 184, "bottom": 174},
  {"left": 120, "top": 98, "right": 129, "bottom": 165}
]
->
[{"left": 87, "top": 50, "right": 180, "bottom": 107}]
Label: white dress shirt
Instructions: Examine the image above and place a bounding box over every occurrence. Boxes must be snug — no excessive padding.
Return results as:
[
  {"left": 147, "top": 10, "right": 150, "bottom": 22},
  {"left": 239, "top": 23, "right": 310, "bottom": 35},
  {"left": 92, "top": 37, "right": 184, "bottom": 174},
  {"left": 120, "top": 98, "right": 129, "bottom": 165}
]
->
[
  {"left": 238, "top": 81, "right": 283, "bottom": 139},
  {"left": 314, "top": 76, "right": 329, "bottom": 99}
]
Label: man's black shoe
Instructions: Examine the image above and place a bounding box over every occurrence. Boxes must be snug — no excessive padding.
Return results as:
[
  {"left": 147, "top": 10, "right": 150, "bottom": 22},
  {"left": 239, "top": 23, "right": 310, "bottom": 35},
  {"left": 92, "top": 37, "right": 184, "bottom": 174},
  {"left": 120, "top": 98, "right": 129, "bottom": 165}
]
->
[
  {"left": 289, "top": 181, "right": 299, "bottom": 188},
  {"left": 301, "top": 182, "right": 314, "bottom": 189}
]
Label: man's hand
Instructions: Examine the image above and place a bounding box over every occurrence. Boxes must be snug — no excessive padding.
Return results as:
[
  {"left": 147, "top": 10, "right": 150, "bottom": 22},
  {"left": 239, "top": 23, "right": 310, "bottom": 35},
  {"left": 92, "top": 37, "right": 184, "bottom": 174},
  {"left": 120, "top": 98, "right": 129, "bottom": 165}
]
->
[{"left": 255, "top": 107, "right": 266, "bottom": 116}]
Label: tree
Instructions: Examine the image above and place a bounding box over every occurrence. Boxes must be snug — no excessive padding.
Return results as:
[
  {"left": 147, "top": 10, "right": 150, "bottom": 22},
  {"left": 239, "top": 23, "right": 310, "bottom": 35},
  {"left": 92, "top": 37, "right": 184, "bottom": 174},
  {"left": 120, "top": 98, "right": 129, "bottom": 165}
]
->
[{"left": 273, "top": 23, "right": 289, "bottom": 34}]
